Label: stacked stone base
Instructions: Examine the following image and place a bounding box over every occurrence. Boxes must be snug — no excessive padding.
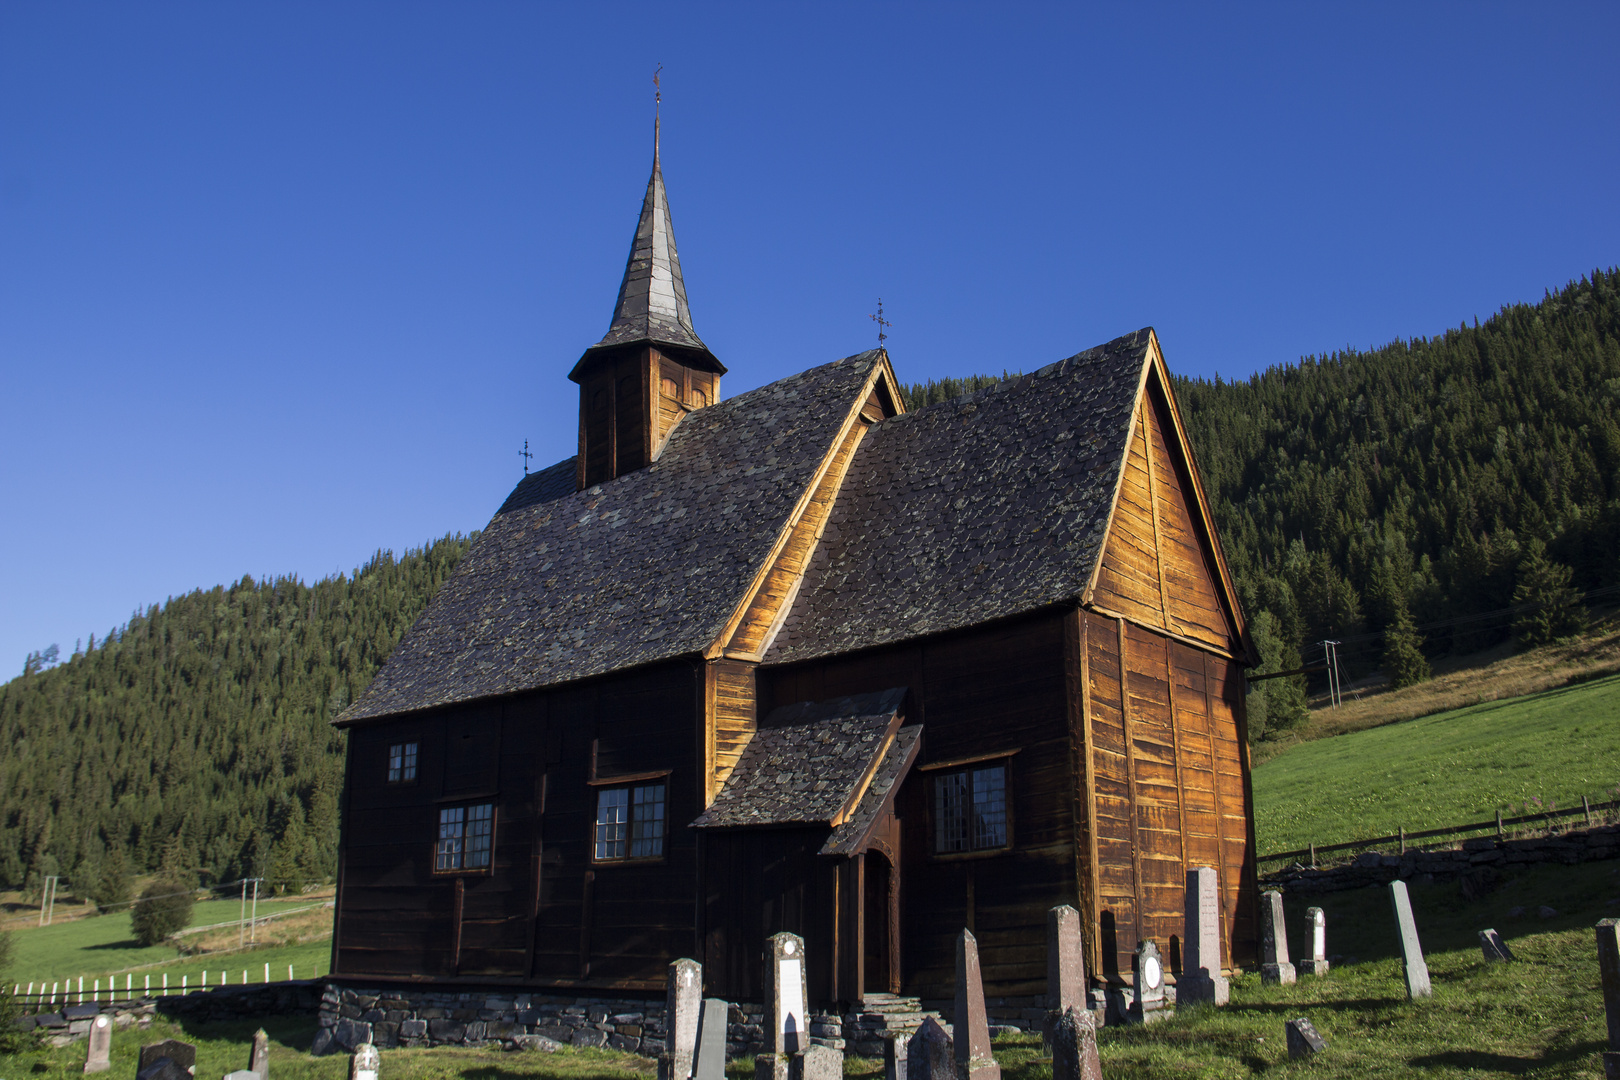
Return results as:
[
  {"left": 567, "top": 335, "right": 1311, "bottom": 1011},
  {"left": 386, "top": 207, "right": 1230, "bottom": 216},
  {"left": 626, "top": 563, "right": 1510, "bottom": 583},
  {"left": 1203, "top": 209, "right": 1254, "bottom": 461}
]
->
[{"left": 14, "top": 1001, "right": 155, "bottom": 1047}]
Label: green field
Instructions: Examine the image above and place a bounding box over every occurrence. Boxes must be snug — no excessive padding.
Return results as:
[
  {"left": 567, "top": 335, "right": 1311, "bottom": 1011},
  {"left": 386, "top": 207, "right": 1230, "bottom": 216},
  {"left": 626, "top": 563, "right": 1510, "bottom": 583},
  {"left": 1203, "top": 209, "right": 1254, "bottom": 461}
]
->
[
  {"left": 3, "top": 897, "right": 331, "bottom": 992},
  {"left": 1252, "top": 672, "right": 1620, "bottom": 857}
]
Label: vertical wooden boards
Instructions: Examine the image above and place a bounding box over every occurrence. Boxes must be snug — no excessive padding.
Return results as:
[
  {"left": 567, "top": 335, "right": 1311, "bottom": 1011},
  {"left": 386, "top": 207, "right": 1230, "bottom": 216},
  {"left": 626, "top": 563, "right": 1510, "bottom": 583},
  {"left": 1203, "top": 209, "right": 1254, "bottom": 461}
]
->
[
  {"left": 1064, "top": 610, "right": 1102, "bottom": 983},
  {"left": 1080, "top": 612, "right": 1135, "bottom": 975},
  {"left": 1091, "top": 405, "right": 1166, "bottom": 629},
  {"left": 711, "top": 660, "right": 756, "bottom": 799},
  {"left": 1121, "top": 623, "right": 1186, "bottom": 956},
  {"left": 1206, "top": 656, "right": 1259, "bottom": 968}
]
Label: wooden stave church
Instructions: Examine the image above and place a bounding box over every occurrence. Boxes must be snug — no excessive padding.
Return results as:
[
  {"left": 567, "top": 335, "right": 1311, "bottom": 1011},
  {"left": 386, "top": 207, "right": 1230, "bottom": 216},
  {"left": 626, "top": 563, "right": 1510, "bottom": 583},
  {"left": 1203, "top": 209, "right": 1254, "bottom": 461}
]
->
[{"left": 330, "top": 134, "right": 1262, "bottom": 1010}]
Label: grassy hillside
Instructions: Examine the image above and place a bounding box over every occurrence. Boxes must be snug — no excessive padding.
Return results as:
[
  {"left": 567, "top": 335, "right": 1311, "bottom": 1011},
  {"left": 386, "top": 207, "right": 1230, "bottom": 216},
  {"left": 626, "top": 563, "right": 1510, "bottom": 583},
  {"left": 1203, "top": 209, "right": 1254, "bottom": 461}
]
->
[{"left": 1252, "top": 672, "right": 1620, "bottom": 857}]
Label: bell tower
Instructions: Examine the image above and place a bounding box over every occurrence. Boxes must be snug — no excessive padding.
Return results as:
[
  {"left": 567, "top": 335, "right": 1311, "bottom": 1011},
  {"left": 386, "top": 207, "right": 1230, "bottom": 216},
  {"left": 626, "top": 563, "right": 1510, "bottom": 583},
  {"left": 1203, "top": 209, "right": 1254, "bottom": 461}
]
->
[{"left": 569, "top": 120, "right": 725, "bottom": 489}]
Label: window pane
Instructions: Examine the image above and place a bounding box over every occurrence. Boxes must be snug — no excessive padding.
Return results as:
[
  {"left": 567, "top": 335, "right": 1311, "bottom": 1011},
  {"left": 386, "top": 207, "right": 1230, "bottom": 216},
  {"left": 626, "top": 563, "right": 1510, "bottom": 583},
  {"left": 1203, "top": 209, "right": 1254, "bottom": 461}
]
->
[
  {"left": 971, "top": 766, "right": 1007, "bottom": 849},
  {"left": 465, "top": 804, "right": 494, "bottom": 869},
  {"left": 595, "top": 788, "right": 629, "bottom": 860},
  {"left": 388, "top": 744, "right": 402, "bottom": 783},
  {"left": 437, "top": 806, "right": 464, "bottom": 870},
  {"left": 402, "top": 742, "right": 418, "bottom": 781},
  {"left": 630, "top": 784, "right": 666, "bottom": 858},
  {"left": 935, "top": 772, "right": 970, "bottom": 853}
]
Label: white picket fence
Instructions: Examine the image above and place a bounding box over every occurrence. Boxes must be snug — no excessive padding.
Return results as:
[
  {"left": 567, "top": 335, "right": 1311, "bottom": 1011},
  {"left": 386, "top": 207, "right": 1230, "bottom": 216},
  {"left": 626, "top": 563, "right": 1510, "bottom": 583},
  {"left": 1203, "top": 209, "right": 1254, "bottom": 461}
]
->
[{"left": 12, "top": 965, "right": 302, "bottom": 1010}]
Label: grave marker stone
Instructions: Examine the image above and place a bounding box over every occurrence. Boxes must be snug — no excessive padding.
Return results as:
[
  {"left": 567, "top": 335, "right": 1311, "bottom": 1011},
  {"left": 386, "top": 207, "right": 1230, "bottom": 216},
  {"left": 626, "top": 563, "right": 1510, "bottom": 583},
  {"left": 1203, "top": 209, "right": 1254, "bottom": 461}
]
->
[
  {"left": 659, "top": 959, "right": 704, "bottom": 1080},
  {"left": 1043, "top": 905, "right": 1087, "bottom": 1045},
  {"left": 1388, "top": 881, "right": 1432, "bottom": 999},
  {"left": 796, "top": 1045, "right": 843, "bottom": 1080},
  {"left": 1478, "top": 929, "right": 1515, "bottom": 963},
  {"left": 84, "top": 1014, "right": 112, "bottom": 1074},
  {"left": 755, "top": 933, "right": 809, "bottom": 1080},
  {"left": 224, "top": 1071, "right": 260, "bottom": 1080},
  {"left": 1597, "top": 918, "right": 1620, "bottom": 1079},
  {"left": 139, "top": 1041, "right": 197, "bottom": 1078},
  {"left": 955, "top": 929, "right": 1001, "bottom": 1080},
  {"left": 692, "top": 999, "right": 728, "bottom": 1080},
  {"left": 1128, "top": 940, "right": 1167, "bottom": 1024},
  {"left": 1285, "top": 1018, "right": 1326, "bottom": 1059},
  {"left": 1299, "top": 907, "right": 1329, "bottom": 976},
  {"left": 249, "top": 1029, "right": 270, "bottom": 1080},
  {"left": 1179, "top": 867, "right": 1230, "bottom": 1005},
  {"left": 136, "top": 1061, "right": 189, "bottom": 1080},
  {"left": 1048, "top": 1007, "right": 1102, "bottom": 1080},
  {"left": 348, "top": 1044, "right": 379, "bottom": 1080},
  {"left": 904, "top": 1018, "right": 952, "bottom": 1080},
  {"left": 1259, "top": 891, "right": 1296, "bottom": 985},
  {"left": 884, "top": 1034, "right": 908, "bottom": 1080}
]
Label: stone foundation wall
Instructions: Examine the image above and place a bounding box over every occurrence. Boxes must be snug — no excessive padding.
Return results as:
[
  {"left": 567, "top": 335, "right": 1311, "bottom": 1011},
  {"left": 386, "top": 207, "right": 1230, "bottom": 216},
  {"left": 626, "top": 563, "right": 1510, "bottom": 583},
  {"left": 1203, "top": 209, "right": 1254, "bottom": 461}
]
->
[
  {"left": 313, "top": 984, "right": 841, "bottom": 1058},
  {"left": 1264, "top": 823, "right": 1620, "bottom": 894}
]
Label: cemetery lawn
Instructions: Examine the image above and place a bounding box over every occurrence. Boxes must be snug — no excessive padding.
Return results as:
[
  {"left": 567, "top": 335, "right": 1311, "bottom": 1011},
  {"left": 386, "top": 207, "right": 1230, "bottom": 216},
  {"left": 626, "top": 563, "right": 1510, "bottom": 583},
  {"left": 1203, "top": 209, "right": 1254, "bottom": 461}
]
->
[{"left": 1251, "top": 671, "right": 1620, "bottom": 856}]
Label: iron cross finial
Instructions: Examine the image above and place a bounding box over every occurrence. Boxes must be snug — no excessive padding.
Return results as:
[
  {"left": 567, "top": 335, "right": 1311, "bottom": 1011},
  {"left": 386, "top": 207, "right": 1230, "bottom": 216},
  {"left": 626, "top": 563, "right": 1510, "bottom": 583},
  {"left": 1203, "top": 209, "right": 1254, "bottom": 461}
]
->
[
  {"left": 869, "top": 298, "right": 891, "bottom": 349},
  {"left": 519, "top": 439, "right": 533, "bottom": 476}
]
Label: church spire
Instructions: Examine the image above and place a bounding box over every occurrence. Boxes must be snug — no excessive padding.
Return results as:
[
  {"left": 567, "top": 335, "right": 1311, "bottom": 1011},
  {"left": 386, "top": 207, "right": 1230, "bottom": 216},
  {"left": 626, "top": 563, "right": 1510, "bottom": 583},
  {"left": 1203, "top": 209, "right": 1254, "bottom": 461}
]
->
[{"left": 573, "top": 117, "right": 723, "bottom": 376}]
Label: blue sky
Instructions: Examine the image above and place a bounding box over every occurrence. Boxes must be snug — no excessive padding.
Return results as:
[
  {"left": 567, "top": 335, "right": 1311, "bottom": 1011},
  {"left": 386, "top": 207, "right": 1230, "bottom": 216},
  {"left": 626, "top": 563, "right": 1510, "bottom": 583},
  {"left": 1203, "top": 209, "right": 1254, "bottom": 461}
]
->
[{"left": 2, "top": 3, "right": 1617, "bottom": 672}]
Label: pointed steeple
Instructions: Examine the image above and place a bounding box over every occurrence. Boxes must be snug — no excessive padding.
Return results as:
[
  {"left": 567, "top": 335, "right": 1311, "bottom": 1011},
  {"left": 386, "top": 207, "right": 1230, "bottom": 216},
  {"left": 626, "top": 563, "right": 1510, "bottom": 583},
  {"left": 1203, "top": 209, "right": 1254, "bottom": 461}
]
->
[{"left": 573, "top": 121, "right": 724, "bottom": 376}]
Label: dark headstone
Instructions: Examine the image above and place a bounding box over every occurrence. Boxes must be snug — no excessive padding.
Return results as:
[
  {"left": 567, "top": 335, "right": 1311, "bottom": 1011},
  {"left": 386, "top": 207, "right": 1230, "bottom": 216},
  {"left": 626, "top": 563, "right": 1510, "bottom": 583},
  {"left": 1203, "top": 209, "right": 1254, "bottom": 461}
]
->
[
  {"left": 1045, "top": 905, "right": 1087, "bottom": 1042},
  {"left": 1479, "top": 928, "right": 1515, "bottom": 962},
  {"left": 140, "top": 1041, "right": 197, "bottom": 1076},
  {"left": 1260, "top": 891, "right": 1296, "bottom": 985},
  {"left": 1597, "top": 919, "right": 1620, "bottom": 1079},
  {"left": 1285, "top": 1018, "right": 1326, "bottom": 1060},
  {"left": 1298, "top": 907, "right": 1330, "bottom": 976},
  {"left": 136, "top": 1059, "right": 189, "bottom": 1080},
  {"left": 955, "top": 929, "right": 1000, "bottom": 1080},
  {"left": 904, "top": 1018, "right": 953, "bottom": 1080},
  {"left": 1049, "top": 1006, "right": 1102, "bottom": 1080},
  {"left": 692, "top": 999, "right": 728, "bottom": 1080}
]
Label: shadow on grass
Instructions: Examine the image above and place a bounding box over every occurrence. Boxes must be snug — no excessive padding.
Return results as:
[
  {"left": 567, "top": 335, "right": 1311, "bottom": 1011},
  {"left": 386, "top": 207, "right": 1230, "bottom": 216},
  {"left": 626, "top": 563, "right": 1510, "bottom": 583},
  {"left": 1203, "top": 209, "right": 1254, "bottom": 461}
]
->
[
  {"left": 84, "top": 939, "right": 148, "bottom": 951},
  {"left": 1409, "top": 1039, "right": 1608, "bottom": 1073},
  {"left": 1224, "top": 997, "right": 1403, "bottom": 1016}
]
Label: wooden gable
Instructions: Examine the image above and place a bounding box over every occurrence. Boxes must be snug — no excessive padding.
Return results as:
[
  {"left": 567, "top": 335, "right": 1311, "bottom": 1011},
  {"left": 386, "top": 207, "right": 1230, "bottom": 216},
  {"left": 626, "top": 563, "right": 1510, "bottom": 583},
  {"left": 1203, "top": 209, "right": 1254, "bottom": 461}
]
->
[{"left": 1085, "top": 336, "right": 1251, "bottom": 662}]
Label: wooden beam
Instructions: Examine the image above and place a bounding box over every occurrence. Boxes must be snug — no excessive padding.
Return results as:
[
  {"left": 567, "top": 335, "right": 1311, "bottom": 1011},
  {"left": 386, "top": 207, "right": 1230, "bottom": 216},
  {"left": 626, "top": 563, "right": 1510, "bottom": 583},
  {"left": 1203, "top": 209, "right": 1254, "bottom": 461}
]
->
[
  {"left": 1118, "top": 618, "right": 1146, "bottom": 948},
  {"left": 1065, "top": 608, "right": 1102, "bottom": 983},
  {"left": 1141, "top": 405, "right": 1174, "bottom": 628},
  {"left": 1085, "top": 603, "right": 1243, "bottom": 662}
]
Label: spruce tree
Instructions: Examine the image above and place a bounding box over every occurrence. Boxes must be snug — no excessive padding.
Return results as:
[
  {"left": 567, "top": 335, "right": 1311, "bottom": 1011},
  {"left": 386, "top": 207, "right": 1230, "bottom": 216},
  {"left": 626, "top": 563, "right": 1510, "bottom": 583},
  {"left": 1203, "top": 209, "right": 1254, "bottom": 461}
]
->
[
  {"left": 1512, "top": 545, "right": 1588, "bottom": 647},
  {"left": 1382, "top": 609, "right": 1431, "bottom": 689}
]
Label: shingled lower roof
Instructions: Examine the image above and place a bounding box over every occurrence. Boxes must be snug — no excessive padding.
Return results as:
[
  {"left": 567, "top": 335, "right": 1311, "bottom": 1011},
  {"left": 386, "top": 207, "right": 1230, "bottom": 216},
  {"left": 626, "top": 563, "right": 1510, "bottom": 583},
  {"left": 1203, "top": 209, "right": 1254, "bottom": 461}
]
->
[
  {"left": 763, "top": 329, "right": 1153, "bottom": 666},
  {"left": 691, "top": 688, "right": 907, "bottom": 829},
  {"left": 339, "top": 352, "right": 884, "bottom": 723}
]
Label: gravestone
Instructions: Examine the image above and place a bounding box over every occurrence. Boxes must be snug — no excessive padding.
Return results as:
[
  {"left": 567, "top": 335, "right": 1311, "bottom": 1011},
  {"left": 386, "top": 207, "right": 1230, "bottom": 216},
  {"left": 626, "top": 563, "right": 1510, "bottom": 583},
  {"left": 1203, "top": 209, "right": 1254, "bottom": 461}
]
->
[
  {"left": 755, "top": 933, "right": 809, "bottom": 1080},
  {"left": 224, "top": 1071, "right": 259, "bottom": 1080},
  {"left": 140, "top": 1041, "right": 197, "bottom": 1078},
  {"left": 954, "top": 929, "right": 1001, "bottom": 1080},
  {"left": 884, "top": 1034, "right": 908, "bottom": 1080},
  {"left": 84, "top": 1014, "right": 112, "bottom": 1074},
  {"left": 1298, "top": 907, "right": 1330, "bottom": 976},
  {"left": 692, "top": 998, "right": 729, "bottom": 1080},
  {"left": 904, "top": 1018, "right": 953, "bottom": 1080},
  {"left": 1179, "top": 867, "right": 1230, "bottom": 1005},
  {"left": 1388, "top": 881, "right": 1432, "bottom": 999},
  {"left": 348, "top": 1044, "right": 379, "bottom": 1080},
  {"left": 1284, "top": 1018, "right": 1327, "bottom": 1059},
  {"left": 659, "top": 959, "right": 704, "bottom": 1080},
  {"left": 1597, "top": 918, "right": 1620, "bottom": 1079},
  {"left": 249, "top": 1029, "right": 270, "bottom": 1080},
  {"left": 1128, "top": 940, "right": 1167, "bottom": 1024},
  {"left": 136, "top": 1060, "right": 189, "bottom": 1080},
  {"left": 1478, "top": 929, "right": 1515, "bottom": 963},
  {"left": 1043, "top": 905, "right": 1087, "bottom": 1046},
  {"left": 795, "top": 1044, "right": 843, "bottom": 1080},
  {"left": 1048, "top": 1006, "right": 1102, "bottom": 1080},
  {"left": 1259, "top": 891, "right": 1296, "bottom": 985}
]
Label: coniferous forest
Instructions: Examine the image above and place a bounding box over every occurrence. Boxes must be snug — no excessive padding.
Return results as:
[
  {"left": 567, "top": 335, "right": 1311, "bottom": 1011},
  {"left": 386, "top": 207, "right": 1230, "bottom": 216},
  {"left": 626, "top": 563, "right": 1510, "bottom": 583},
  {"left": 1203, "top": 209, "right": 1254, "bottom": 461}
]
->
[{"left": 1, "top": 269, "right": 1616, "bottom": 895}]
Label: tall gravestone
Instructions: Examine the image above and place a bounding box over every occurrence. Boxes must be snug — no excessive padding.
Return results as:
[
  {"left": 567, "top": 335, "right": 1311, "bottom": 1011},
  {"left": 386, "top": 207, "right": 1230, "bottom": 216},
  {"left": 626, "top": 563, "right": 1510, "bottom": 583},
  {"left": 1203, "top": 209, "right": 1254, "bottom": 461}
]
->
[
  {"left": 1128, "top": 941, "right": 1167, "bottom": 1024},
  {"left": 1597, "top": 918, "right": 1620, "bottom": 1079},
  {"left": 1048, "top": 1007, "right": 1102, "bottom": 1080},
  {"left": 348, "top": 1044, "right": 379, "bottom": 1080},
  {"left": 1043, "top": 905, "right": 1087, "bottom": 1046},
  {"left": 905, "top": 1018, "right": 953, "bottom": 1080},
  {"left": 1259, "top": 891, "right": 1296, "bottom": 985},
  {"left": 84, "top": 1014, "right": 112, "bottom": 1074},
  {"left": 955, "top": 929, "right": 1001, "bottom": 1080},
  {"left": 755, "top": 933, "right": 810, "bottom": 1080},
  {"left": 1298, "top": 907, "right": 1329, "bottom": 976},
  {"left": 692, "top": 999, "right": 729, "bottom": 1080},
  {"left": 1388, "top": 881, "right": 1431, "bottom": 999},
  {"left": 249, "top": 1029, "right": 270, "bottom": 1080},
  {"left": 1179, "top": 867, "right": 1229, "bottom": 1005},
  {"left": 659, "top": 958, "right": 704, "bottom": 1080}
]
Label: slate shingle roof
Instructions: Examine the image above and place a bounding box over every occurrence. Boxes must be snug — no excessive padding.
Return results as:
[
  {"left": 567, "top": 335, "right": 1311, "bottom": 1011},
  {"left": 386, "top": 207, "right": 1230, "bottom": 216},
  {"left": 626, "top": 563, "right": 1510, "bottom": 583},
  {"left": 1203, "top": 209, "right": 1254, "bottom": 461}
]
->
[
  {"left": 763, "top": 329, "right": 1153, "bottom": 666},
  {"left": 339, "top": 352, "right": 884, "bottom": 722},
  {"left": 821, "top": 724, "right": 921, "bottom": 854},
  {"left": 691, "top": 688, "right": 908, "bottom": 829}
]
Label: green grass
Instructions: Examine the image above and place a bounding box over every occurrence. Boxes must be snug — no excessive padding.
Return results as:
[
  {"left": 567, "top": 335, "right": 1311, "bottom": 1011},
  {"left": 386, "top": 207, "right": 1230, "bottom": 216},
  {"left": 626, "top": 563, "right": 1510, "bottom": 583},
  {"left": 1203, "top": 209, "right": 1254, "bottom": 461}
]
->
[
  {"left": 3, "top": 897, "right": 331, "bottom": 991},
  {"left": 1252, "top": 672, "right": 1620, "bottom": 856}
]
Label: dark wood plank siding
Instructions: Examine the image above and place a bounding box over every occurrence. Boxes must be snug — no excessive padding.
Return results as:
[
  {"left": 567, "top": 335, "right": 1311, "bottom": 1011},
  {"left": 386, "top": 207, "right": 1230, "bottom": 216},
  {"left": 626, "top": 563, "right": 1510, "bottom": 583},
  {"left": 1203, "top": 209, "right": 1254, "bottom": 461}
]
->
[
  {"left": 700, "top": 828, "right": 836, "bottom": 1005},
  {"left": 759, "top": 610, "right": 1076, "bottom": 1000}
]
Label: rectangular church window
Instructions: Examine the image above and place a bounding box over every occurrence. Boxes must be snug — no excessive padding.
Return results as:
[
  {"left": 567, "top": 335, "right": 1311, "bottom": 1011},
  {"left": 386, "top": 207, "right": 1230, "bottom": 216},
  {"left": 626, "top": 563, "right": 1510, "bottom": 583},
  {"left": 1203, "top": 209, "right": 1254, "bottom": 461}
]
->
[
  {"left": 435, "top": 803, "right": 493, "bottom": 872},
  {"left": 594, "top": 783, "right": 666, "bottom": 861},
  {"left": 934, "top": 765, "right": 1009, "bottom": 853},
  {"left": 387, "top": 741, "right": 418, "bottom": 783}
]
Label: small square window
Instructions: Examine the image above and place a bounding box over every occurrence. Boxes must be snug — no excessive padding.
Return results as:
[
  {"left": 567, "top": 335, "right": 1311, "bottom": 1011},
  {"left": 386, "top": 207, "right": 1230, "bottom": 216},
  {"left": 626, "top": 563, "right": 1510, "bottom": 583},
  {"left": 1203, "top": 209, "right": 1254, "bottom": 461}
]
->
[
  {"left": 934, "top": 765, "right": 1008, "bottom": 853},
  {"left": 387, "top": 741, "right": 419, "bottom": 783},
  {"left": 436, "top": 803, "right": 493, "bottom": 871},
  {"left": 594, "top": 783, "right": 666, "bottom": 861}
]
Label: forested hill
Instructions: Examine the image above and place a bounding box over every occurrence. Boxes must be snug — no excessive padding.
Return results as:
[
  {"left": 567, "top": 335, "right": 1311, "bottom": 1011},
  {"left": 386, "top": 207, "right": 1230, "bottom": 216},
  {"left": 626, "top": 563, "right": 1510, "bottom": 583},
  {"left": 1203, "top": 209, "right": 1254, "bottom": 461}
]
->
[
  {"left": 0, "top": 536, "right": 473, "bottom": 895},
  {"left": 1175, "top": 268, "right": 1620, "bottom": 730}
]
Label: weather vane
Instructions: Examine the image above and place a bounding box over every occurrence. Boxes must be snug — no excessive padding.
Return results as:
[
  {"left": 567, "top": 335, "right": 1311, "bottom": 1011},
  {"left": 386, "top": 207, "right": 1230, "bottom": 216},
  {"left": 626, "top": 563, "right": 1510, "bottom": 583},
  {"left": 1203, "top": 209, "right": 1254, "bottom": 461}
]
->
[
  {"left": 869, "top": 298, "right": 891, "bottom": 349},
  {"left": 654, "top": 63, "right": 662, "bottom": 113},
  {"left": 519, "top": 439, "right": 533, "bottom": 476}
]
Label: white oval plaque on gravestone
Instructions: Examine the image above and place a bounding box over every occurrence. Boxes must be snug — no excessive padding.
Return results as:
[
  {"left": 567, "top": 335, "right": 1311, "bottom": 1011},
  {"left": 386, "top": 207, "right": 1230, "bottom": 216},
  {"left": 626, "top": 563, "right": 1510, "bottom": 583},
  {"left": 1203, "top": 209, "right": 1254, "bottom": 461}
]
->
[{"left": 779, "top": 957, "right": 805, "bottom": 1053}]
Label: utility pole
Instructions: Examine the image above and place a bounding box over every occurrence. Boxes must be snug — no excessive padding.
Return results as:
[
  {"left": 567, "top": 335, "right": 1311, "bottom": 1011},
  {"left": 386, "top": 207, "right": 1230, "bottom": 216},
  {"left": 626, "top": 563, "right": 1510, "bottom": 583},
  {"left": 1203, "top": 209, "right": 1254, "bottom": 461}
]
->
[
  {"left": 38, "top": 875, "right": 59, "bottom": 926},
  {"left": 239, "top": 877, "right": 263, "bottom": 946},
  {"left": 1320, "top": 640, "right": 1343, "bottom": 708}
]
